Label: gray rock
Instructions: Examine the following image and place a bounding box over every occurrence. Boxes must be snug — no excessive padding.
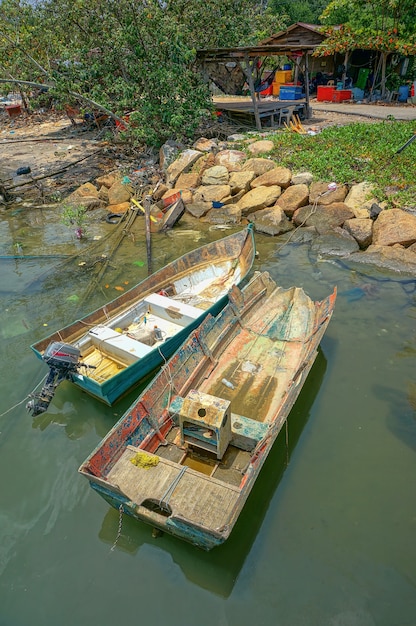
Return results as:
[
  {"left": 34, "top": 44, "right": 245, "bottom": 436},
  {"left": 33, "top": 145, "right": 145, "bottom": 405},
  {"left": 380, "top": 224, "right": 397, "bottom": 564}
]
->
[
  {"left": 291, "top": 171, "right": 313, "bottom": 185},
  {"left": 311, "top": 227, "right": 360, "bottom": 257},
  {"left": 201, "top": 165, "right": 229, "bottom": 186},
  {"left": 293, "top": 203, "right": 354, "bottom": 233},
  {"left": 249, "top": 206, "right": 294, "bottom": 236},
  {"left": 349, "top": 244, "right": 416, "bottom": 275},
  {"left": 186, "top": 201, "right": 212, "bottom": 218},
  {"left": 159, "top": 139, "right": 186, "bottom": 171},
  {"left": 194, "top": 184, "right": 231, "bottom": 203},
  {"left": 201, "top": 205, "right": 242, "bottom": 225}
]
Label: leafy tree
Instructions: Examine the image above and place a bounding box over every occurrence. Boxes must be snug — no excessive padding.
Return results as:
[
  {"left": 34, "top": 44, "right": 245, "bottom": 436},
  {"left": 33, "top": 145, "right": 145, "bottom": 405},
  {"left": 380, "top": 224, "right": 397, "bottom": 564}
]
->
[
  {"left": 269, "top": 0, "right": 328, "bottom": 25},
  {"left": 1, "top": 0, "right": 279, "bottom": 146},
  {"left": 316, "top": 0, "right": 416, "bottom": 95}
]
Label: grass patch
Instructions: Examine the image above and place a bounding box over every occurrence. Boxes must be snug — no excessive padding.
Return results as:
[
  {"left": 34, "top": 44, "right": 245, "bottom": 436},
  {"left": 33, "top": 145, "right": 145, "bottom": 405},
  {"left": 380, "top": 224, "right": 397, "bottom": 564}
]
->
[{"left": 269, "top": 120, "right": 416, "bottom": 207}]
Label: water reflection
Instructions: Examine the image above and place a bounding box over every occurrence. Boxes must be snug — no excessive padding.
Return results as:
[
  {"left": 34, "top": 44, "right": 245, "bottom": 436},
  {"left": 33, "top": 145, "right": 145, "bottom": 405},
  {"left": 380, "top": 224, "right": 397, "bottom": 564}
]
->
[
  {"left": 373, "top": 382, "right": 416, "bottom": 452},
  {"left": 96, "top": 349, "right": 328, "bottom": 597}
]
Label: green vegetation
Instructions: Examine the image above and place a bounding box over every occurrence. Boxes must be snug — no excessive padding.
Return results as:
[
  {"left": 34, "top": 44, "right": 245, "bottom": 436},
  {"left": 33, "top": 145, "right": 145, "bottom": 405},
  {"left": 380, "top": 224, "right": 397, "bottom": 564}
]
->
[
  {"left": 61, "top": 204, "right": 88, "bottom": 239},
  {"left": 0, "top": 0, "right": 284, "bottom": 146},
  {"left": 268, "top": 120, "right": 416, "bottom": 207}
]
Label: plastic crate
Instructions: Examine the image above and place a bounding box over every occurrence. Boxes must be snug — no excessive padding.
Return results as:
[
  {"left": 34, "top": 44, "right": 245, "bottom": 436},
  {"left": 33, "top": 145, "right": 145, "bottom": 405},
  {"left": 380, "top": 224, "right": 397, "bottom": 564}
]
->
[
  {"left": 279, "top": 86, "right": 304, "bottom": 100},
  {"left": 332, "top": 89, "right": 352, "bottom": 102},
  {"left": 317, "top": 86, "right": 335, "bottom": 101},
  {"left": 275, "top": 70, "right": 292, "bottom": 84}
]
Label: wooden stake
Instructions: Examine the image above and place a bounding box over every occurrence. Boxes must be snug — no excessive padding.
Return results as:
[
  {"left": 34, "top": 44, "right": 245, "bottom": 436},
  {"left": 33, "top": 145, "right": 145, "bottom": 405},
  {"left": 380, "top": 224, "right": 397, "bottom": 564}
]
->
[{"left": 144, "top": 195, "right": 152, "bottom": 276}]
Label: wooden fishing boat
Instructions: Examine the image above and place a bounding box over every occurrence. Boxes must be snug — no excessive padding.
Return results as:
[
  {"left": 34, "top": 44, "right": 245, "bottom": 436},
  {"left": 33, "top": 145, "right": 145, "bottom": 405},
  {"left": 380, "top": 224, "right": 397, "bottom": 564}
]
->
[
  {"left": 27, "top": 226, "right": 255, "bottom": 415},
  {"left": 79, "top": 271, "right": 336, "bottom": 550}
]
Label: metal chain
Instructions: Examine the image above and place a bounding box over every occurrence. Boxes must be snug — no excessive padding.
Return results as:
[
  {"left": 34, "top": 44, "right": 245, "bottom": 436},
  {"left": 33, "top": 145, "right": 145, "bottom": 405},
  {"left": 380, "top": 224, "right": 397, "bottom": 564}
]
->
[{"left": 110, "top": 504, "right": 124, "bottom": 552}]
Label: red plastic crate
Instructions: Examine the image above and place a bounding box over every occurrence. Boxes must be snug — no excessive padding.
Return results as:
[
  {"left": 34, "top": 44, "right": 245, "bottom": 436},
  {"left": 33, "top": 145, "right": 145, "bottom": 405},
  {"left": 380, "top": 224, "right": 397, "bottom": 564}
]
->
[
  {"left": 332, "top": 89, "right": 352, "bottom": 102},
  {"left": 317, "top": 86, "right": 335, "bottom": 101}
]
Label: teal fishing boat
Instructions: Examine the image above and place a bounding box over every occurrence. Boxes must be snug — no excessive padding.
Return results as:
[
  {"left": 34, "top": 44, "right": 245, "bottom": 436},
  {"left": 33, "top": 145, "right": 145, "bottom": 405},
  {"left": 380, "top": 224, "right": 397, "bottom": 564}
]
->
[
  {"left": 28, "top": 226, "right": 255, "bottom": 415},
  {"left": 79, "top": 271, "right": 336, "bottom": 550}
]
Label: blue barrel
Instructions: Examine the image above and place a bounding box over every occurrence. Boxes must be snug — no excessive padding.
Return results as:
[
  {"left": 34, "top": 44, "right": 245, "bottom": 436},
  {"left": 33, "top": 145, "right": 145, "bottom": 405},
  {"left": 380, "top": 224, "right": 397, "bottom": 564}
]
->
[{"left": 398, "top": 85, "right": 409, "bottom": 102}]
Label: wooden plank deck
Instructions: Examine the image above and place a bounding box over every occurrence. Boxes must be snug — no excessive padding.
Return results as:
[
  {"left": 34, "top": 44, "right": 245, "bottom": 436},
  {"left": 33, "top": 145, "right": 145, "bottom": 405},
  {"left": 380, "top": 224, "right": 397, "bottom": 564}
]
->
[
  {"left": 107, "top": 445, "right": 241, "bottom": 530},
  {"left": 79, "top": 348, "right": 124, "bottom": 381}
]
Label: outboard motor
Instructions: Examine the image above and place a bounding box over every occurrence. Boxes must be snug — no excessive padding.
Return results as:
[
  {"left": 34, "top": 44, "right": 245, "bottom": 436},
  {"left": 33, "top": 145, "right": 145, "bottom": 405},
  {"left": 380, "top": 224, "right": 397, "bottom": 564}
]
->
[{"left": 27, "top": 342, "right": 83, "bottom": 416}]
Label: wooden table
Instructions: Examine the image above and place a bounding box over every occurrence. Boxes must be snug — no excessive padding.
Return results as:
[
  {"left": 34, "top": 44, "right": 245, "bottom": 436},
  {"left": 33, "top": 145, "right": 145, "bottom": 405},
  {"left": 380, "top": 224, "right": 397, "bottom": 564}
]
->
[{"left": 213, "top": 98, "right": 307, "bottom": 129}]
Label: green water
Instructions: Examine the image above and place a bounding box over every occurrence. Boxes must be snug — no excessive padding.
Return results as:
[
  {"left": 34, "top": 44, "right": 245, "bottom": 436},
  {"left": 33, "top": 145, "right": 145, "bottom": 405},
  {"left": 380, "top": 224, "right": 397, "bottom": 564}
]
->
[{"left": 1, "top": 211, "right": 416, "bottom": 626}]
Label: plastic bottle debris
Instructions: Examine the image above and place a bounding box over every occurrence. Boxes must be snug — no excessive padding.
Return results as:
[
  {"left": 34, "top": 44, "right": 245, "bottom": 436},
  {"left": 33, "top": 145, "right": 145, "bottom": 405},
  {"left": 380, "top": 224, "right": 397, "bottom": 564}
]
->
[{"left": 221, "top": 378, "right": 235, "bottom": 390}]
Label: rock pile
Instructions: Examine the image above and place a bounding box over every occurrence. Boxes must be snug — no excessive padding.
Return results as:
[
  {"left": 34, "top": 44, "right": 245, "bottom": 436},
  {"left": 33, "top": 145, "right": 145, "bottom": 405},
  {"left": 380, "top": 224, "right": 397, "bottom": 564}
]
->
[{"left": 68, "top": 136, "right": 416, "bottom": 274}]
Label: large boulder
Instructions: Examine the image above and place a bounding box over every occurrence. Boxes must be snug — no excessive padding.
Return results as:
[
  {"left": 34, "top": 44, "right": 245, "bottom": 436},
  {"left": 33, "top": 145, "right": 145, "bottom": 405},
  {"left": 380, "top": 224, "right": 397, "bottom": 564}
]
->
[
  {"left": 159, "top": 139, "right": 186, "bottom": 172},
  {"left": 344, "top": 181, "right": 376, "bottom": 218},
  {"left": 343, "top": 218, "right": 373, "bottom": 249},
  {"left": 292, "top": 171, "right": 313, "bottom": 185},
  {"left": 311, "top": 227, "right": 360, "bottom": 257},
  {"left": 214, "top": 150, "right": 246, "bottom": 171},
  {"left": 241, "top": 158, "right": 276, "bottom": 177},
  {"left": 251, "top": 166, "right": 292, "bottom": 189},
  {"left": 193, "top": 137, "right": 218, "bottom": 152},
  {"left": 185, "top": 201, "right": 212, "bottom": 218},
  {"left": 166, "top": 149, "right": 203, "bottom": 185},
  {"left": 176, "top": 172, "right": 201, "bottom": 190},
  {"left": 201, "top": 205, "right": 242, "bottom": 225},
  {"left": 96, "top": 173, "right": 119, "bottom": 189},
  {"left": 72, "top": 182, "right": 99, "bottom": 198},
  {"left": 236, "top": 185, "right": 282, "bottom": 216},
  {"left": 194, "top": 185, "right": 231, "bottom": 203},
  {"left": 276, "top": 184, "right": 310, "bottom": 217},
  {"left": 201, "top": 166, "right": 229, "bottom": 186},
  {"left": 293, "top": 202, "right": 354, "bottom": 233},
  {"left": 309, "top": 182, "right": 348, "bottom": 205},
  {"left": 247, "top": 139, "right": 274, "bottom": 155},
  {"left": 372, "top": 208, "right": 416, "bottom": 247},
  {"left": 349, "top": 244, "right": 416, "bottom": 275},
  {"left": 249, "top": 206, "right": 294, "bottom": 236},
  {"left": 66, "top": 182, "right": 104, "bottom": 211},
  {"left": 191, "top": 152, "right": 216, "bottom": 174},
  {"left": 229, "top": 171, "right": 256, "bottom": 195},
  {"left": 107, "top": 180, "right": 133, "bottom": 205}
]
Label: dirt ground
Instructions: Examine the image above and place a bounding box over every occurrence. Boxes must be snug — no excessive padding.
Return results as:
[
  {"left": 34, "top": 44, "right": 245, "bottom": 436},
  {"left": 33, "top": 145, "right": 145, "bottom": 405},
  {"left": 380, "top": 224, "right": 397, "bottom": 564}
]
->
[
  {"left": 0, "top": 103, "right": 392, "bottom": 207},
  {"left": 0, "top": 109, "right": 116, "bottom": 205}
]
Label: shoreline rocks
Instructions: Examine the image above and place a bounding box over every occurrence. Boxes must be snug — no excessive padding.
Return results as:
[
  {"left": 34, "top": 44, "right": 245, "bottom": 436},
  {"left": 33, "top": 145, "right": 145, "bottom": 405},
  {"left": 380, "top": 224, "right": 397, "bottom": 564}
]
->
[{"left": 68, "top": 136, "right": 416, "bottom": 275}]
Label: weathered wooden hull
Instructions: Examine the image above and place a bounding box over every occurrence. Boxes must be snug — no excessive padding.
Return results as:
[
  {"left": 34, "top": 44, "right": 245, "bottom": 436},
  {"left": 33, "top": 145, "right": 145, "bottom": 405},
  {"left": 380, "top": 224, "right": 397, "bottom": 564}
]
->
[
  {"left": 79, "top": 272, "right": 336, "bottom": 549},
  {"left": 30, "top": 226, "right": 255, "bottom": 405}
]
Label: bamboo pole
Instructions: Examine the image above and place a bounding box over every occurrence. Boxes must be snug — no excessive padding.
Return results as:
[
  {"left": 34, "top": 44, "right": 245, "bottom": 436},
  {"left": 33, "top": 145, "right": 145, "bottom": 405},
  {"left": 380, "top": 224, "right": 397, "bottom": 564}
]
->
[{"left": 144, "top": 195, "right": 152, "bottom": 276}]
